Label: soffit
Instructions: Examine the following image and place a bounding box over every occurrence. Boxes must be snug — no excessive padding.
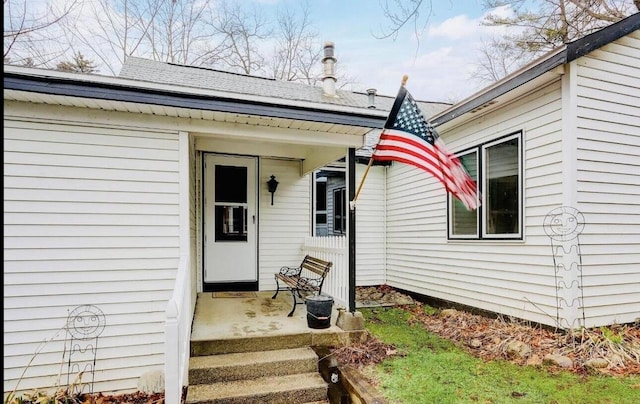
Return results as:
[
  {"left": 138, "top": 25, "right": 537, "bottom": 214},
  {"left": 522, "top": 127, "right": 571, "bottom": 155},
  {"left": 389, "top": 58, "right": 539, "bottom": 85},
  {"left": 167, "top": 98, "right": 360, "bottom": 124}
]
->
[{"left": 3, "top": 89, "right": 373, "bottom": 137}]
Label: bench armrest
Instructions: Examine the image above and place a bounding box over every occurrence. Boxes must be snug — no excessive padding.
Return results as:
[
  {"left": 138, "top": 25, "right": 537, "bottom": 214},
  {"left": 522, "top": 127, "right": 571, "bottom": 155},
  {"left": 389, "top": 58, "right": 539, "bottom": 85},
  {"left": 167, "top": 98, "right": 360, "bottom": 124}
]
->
[
  {"left": 278, "top": 266, "right": 301, "bottom": 277},
  {"left": 298, "top": 276, "right": 322, "bottom": 290}
]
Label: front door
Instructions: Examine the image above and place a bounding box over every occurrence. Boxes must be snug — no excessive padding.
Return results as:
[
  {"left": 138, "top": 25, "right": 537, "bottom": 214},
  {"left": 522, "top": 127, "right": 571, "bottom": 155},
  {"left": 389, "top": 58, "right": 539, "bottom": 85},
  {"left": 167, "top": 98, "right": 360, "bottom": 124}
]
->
[{"left": 203, "top": 154, "right": 258, "bottom": 291}]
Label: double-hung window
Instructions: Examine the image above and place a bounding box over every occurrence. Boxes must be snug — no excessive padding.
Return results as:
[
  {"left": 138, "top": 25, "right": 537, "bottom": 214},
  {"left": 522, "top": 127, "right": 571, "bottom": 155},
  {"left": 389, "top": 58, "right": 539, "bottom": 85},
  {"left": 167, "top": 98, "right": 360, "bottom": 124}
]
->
[{"left": 449, "top": 131, "right": 523, "bottom": 240}]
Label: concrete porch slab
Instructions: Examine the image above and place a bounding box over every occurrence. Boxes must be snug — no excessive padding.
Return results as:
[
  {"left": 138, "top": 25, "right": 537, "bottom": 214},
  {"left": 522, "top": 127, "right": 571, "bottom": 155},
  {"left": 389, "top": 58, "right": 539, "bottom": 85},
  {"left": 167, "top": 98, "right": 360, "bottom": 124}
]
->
[{"left": 191, "top": 292, "right": 364, "bottom": 350}]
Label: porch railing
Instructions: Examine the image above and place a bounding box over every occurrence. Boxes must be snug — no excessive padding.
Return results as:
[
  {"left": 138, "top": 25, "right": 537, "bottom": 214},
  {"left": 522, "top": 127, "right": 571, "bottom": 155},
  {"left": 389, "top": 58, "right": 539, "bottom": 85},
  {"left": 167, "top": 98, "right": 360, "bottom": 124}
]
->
[
  {"left": 302, "top": 236, "right": 348, "bottom": 309},
  {"left": 164, "top": 254, "right": 193, "bottom": 404}
]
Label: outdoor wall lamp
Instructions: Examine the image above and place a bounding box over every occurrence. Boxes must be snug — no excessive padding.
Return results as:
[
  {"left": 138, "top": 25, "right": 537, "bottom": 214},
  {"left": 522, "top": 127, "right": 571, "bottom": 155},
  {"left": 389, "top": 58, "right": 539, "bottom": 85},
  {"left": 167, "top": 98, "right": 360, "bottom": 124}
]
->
[{"left": 267, "top": 175, "right": 279, "bottom": 205}]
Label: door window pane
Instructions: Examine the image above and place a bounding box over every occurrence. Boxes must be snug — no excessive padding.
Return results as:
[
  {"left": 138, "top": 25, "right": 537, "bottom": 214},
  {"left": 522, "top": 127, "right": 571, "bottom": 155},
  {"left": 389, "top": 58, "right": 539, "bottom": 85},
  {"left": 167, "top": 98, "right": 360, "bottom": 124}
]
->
[
  {"left": 215, "top": 206, "right": 247, "bottom": 241},
  {"left": 215, "top": 164, "right": 248, "bottom": 241},
  {"left": 316, "top": 182, "right": 327, "bottom": 210},
  {"left": 215, "top": 165, "right": 247, "bottom": 203}
]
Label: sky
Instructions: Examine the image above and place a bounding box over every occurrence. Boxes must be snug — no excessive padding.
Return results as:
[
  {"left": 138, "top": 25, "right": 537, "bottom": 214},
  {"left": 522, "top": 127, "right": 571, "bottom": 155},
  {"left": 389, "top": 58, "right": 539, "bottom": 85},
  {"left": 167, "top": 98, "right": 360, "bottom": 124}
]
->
[
  {"left": 8, "top": 0, "right": 509, "bottom": 104},
  {"left": 267, "top": 0, "right": 502, "bottom": 103}
]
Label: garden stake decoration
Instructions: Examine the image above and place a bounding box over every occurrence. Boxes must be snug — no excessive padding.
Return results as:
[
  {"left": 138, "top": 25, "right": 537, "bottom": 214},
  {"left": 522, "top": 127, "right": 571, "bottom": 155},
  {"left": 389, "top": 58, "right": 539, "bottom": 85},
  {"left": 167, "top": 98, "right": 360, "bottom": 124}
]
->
[
  {"left": 65, "top": 305, "right": 106, "bottom": 395},
  {"left": 544, "top": 206, "right": 586, "bottom": 330}
]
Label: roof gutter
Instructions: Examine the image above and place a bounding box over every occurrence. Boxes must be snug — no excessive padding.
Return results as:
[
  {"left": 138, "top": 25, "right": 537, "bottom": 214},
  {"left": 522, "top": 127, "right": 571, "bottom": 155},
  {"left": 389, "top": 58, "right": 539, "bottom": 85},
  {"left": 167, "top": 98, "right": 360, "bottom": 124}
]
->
[
  {"left": 3, "top": 71, "right": 388, "bottom": 129},
  {"left": 431, "top": 12, "right": 640, "bottom": 127}
]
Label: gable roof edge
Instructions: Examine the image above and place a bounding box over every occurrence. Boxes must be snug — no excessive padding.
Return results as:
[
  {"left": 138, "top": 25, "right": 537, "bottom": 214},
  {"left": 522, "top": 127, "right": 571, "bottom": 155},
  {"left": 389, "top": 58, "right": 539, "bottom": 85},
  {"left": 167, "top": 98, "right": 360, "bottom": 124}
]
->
[
  {"left": 566, "top": 12, "right": 640, "bottom": 61},
  {"left": 431, "top": 12, "right": 640, "bottom": 127}
]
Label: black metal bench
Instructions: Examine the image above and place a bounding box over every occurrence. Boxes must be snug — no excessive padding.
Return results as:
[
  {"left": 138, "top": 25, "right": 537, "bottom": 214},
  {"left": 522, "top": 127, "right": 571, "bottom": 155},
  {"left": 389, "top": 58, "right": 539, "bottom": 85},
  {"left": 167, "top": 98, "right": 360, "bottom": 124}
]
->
[{"left": 272, "top": 255, "right": 333, "bottom": 317}]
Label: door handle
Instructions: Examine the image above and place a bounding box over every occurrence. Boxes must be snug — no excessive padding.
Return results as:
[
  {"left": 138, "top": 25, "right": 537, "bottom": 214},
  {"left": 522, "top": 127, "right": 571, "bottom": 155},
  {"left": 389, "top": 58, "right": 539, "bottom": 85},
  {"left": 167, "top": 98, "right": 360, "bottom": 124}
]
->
[{"left": 253, "top": 215, "right": 256, "bottom": 224}]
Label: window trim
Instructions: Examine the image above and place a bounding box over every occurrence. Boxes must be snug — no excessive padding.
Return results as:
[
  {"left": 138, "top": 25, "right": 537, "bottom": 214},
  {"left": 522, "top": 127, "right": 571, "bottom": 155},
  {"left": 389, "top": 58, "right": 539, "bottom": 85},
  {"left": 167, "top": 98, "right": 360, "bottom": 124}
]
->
[
  {"left": 312, "top": 168, "right": 346, "bottom": 236},
  {"left": 448, "top": 131, "right": 523, "bottom": 241}
]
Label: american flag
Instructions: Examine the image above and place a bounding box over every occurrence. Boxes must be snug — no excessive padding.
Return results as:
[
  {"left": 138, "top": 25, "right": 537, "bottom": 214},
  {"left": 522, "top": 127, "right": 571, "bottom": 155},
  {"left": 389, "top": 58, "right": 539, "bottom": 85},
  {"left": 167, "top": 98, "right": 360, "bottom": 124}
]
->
[{"left": 372, "top": 85, "right": 480, "bottom": 210}]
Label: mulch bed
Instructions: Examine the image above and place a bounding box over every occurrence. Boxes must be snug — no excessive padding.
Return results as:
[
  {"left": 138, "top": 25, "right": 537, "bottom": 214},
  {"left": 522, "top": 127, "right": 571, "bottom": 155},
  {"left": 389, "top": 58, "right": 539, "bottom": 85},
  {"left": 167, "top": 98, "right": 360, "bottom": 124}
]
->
[
  {"left": 24, "top": 387, "right": 187, "bottom": 404},
  {"left": 335, "top": 287, "right": 640, "bottom": 377},
  {"left": 80, "top": 391, "right": 165, "bottom": 404},
  {"left": 331, "top": 333, "right": 404, "bottom": 367},
  {"left": 404, "top": 301, "right": 640, "bottom": 376}
]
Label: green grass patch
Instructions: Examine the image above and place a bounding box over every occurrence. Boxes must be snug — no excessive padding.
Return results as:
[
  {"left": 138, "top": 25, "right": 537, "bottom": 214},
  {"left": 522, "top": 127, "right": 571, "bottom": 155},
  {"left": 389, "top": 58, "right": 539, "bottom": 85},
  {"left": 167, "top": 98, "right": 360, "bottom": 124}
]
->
[{"left": 362, "top": 307, "right": 640, "bottom": 404}]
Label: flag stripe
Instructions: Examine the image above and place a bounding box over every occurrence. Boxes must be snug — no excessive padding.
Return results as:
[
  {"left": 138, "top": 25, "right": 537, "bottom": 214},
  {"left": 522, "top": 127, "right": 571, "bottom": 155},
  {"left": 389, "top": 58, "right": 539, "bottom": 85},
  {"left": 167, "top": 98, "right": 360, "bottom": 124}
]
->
[
  {"left": 375, "top": 133, "right": 445, "bottom": 179},
  {"left": 376, "top": 130, "right": 475, "bottom": 196},
  {"left": 374, "top": 147, "right": 444, "bottom": 181},
  {"left": 374, "top": 131, "right": 479, "bottom": 207}
]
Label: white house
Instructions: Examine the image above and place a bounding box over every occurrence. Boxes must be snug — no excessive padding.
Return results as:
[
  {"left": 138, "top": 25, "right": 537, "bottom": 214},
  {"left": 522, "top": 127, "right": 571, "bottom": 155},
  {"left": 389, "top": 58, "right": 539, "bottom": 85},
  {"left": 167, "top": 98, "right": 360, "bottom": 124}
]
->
[
  {"left": 4, "top": 13, "right": 639, "bottom": 402},
  {"left": 3, "top": 43, "right": 404, "bottom": 399}
]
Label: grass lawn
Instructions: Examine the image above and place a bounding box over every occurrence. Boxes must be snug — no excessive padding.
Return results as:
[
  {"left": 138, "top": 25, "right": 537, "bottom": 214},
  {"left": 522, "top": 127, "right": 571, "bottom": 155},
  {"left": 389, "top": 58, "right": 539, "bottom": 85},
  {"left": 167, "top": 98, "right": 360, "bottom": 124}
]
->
[{"left": 360, "top": 306, "right": 640, "bottom": 404}]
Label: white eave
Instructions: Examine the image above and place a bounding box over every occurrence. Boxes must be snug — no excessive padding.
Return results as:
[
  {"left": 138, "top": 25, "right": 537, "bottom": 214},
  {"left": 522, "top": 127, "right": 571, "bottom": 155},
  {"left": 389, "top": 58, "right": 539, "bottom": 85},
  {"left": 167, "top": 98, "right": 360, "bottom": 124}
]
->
[{"left": 3, "top": 64, "right": 389, "bottom": 133}]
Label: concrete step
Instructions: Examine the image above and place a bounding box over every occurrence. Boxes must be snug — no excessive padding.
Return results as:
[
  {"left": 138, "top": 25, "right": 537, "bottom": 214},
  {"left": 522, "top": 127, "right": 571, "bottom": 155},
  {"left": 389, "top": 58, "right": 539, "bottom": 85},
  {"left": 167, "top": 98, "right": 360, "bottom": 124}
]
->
[
  {"left": 189, "top": 347, "right": 319, "bottom": 384},
  {"left": 185, "top": 372, "right": 328, "bottom": 404},
  {"left": 191, "top": 330, "right": 368, "bottom": 357},
  {"left": 191, "top": 333, "right": 312, "bottom": 356}
]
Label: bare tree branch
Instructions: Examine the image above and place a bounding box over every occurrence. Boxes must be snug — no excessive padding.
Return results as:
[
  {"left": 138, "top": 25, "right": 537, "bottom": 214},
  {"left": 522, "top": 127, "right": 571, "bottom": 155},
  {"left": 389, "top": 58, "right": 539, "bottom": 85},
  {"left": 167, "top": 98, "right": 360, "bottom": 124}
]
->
[
  {"left": 4, "top": 0, "right": 79, "bottom": 64},
  {"left": 374, "top": 0, "right": 430, "bottom": 40},
  {"left": 269, "top": 0, "right": 321, "bottom": 83},
  {"left": 477, "top": 0, "right": 637, "bottom": 81},
  {"left": 203, "top": 0, "right": 270, "bottom": 75}
]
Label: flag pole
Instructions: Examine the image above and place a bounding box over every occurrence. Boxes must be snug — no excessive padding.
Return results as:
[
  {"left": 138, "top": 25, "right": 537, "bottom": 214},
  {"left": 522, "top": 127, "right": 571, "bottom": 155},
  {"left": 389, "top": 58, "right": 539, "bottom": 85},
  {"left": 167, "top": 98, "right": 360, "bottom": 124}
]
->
[
  {"left": 351, "top": 157, "right": 373, "bottom": 208},
  {"left": 351, "top": 75, "right": 409, "bottom": 209}
]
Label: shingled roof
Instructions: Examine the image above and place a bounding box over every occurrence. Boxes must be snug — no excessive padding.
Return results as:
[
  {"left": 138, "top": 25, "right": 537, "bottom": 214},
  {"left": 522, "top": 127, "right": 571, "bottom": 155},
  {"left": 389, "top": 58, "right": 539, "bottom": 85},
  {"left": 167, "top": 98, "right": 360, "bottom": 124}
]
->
[{"left": 118, "top": 57, "right": 449, "bottom": 118}]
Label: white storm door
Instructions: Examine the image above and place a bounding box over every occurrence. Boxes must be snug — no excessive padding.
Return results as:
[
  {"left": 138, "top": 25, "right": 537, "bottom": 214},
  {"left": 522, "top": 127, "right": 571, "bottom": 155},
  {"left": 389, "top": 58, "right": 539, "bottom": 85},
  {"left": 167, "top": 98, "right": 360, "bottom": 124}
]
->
[{"left": 203, "top": 154, "right": 257, "bottom": 285}]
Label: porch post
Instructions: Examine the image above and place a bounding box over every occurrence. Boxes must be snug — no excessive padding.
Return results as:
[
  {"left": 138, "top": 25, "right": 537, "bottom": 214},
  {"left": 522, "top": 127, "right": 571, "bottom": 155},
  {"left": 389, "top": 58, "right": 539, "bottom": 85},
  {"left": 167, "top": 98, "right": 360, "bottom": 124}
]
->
[{"left": 348, "top": 148, "right": 356, "bottom": 312}]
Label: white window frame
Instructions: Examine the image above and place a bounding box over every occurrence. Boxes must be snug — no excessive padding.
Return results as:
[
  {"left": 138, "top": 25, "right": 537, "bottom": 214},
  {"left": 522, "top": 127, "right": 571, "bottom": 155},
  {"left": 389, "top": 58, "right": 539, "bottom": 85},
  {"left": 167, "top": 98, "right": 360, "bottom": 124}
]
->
[
  {"left": 312, "top": 167, "right": 345, "bottom": 236},
  {"left": 448, "top": 131, "right": 523, "bottom": 240}
]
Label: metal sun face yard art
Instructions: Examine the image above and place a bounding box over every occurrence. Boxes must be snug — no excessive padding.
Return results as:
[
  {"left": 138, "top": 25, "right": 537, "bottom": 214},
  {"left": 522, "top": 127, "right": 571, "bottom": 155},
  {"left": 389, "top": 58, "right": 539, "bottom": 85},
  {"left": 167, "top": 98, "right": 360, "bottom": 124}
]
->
[
  {"left": 67, "top": 305, "right": 106, "bottom": 340},
  {"left": 544, "top": 206, "right": 585, "bottom": 243},
  {"left": 65, "top": 305, "right": 106, "bottom": 395},
  {"left": 544, "top": 207, "right": 586, "bottom": 329}
]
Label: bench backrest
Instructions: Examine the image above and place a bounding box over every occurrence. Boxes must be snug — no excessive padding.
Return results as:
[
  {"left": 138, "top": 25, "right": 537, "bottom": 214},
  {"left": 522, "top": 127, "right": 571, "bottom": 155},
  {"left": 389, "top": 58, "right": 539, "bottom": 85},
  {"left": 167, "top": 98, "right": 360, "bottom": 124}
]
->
[{"left": 301, "top": 255, "right": 332, "bottom": 278}]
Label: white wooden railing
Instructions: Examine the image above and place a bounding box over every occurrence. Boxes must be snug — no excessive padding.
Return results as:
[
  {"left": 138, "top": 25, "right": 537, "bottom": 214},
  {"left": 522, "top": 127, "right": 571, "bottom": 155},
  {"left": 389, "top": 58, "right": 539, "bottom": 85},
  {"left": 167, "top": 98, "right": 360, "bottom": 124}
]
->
[
  {"left": 302, "top": 236, "right": 348, "bottom": 309},
  {"left": 164, "top": 254, "right": 192, "bottom": 404}
]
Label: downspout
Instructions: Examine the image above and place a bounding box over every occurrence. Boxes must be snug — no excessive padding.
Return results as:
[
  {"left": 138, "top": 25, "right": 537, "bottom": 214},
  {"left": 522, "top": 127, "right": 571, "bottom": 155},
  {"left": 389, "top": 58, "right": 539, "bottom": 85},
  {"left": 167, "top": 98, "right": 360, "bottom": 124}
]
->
[{"left": 348, "top": 148, "right": 356, "bottom": 312}]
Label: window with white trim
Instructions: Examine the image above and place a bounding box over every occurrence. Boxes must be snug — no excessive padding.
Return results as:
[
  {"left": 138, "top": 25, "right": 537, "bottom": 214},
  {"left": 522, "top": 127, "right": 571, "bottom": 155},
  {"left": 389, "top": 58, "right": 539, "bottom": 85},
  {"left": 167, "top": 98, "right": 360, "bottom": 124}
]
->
[
  {"left": 313, "top": 168, "right": 345, "bottom": 236},
  {"left": 449, "top": 131, "right": 523, "bottom": 240}
]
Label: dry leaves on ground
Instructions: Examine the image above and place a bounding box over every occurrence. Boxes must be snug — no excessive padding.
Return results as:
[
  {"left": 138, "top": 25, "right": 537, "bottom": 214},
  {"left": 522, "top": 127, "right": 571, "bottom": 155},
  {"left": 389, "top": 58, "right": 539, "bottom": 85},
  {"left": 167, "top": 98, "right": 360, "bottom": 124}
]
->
[
  {"left": 331, "top": 333, "right": 404, "bottom": 367},
  {"left": 81, "top": 391, "right": 165, "bottom": 404},
  {"left": 344, "top": 287, "right": 640, "bottom": 377},
  {"left": 402, "top": 301, "right": 640, "bottom": 376}
]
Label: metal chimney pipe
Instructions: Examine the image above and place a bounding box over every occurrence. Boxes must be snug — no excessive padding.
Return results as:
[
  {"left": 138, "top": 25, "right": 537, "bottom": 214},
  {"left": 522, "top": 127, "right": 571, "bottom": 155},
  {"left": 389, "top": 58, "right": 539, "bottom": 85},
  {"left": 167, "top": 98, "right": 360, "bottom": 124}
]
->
[
  {"left": 366, "top": 88, "right": 377, "bottom": 108},
  {"left": 322, "top": 42, "right": 337, "bottom": 97}
]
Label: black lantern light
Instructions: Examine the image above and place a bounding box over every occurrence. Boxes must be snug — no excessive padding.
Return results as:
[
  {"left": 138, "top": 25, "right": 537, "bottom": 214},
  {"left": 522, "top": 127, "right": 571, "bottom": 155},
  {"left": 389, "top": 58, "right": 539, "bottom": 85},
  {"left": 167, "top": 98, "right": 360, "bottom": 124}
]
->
[{"left": 267, "top": 175, "right": 279, "bottom": 205}]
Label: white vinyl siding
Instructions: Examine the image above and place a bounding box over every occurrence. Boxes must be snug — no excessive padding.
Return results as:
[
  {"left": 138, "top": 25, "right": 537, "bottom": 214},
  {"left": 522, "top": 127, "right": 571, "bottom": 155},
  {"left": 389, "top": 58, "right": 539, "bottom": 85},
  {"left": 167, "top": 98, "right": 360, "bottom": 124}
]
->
[
  {"left": 386, "top": 79, "right": 565, "bottom": 328},
  {"left": 258, "top": 158, "right": 311, "bottom": 290},
  {"left": 573, "top": 31, "right": 640, "bottom": 327},
  {"left": 3, "top": 106, "right": 180, "bottom": 395},
  {"left": 355, "top": 164, "right": 387, "bottom": 286}
]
